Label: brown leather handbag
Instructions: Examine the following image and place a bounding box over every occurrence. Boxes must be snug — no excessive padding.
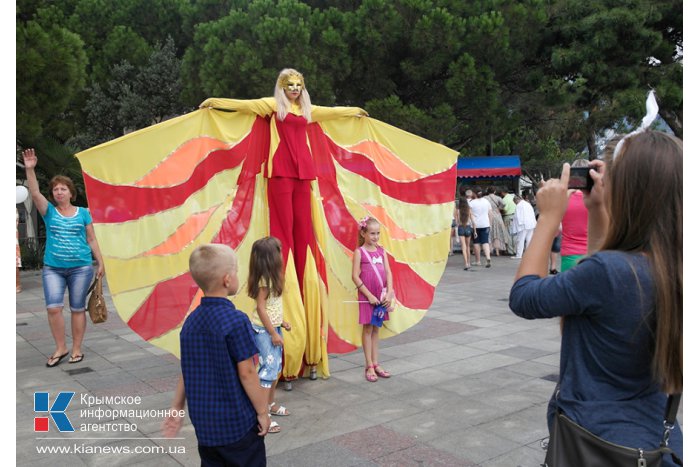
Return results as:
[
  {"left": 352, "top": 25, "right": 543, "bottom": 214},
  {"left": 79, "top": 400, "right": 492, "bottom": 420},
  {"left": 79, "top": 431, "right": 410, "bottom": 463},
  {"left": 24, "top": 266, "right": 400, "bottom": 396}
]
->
[{"left": 87, "top": 276, "right": 108, "bottom": 324}]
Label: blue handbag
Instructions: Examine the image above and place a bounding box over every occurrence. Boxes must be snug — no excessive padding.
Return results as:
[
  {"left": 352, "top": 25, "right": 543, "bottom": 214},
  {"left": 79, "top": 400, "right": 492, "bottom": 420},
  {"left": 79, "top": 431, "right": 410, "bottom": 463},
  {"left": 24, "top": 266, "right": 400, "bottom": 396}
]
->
[{"left": 371, "top": 304, "right": 387, "bottom": 327}]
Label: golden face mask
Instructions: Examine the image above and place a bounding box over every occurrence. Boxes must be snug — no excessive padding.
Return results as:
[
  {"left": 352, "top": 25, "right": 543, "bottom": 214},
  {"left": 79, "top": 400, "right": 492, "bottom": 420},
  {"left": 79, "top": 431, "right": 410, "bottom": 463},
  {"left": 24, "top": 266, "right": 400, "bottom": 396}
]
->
[{"left": 278, "top": 73, "right": 304, "bottom": 92}]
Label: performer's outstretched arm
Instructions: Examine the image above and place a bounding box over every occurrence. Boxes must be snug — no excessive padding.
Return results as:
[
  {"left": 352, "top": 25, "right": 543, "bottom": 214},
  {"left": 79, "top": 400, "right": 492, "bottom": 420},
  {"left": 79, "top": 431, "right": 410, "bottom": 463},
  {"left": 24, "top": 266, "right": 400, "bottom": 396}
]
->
[
  {"left": 199, "top": 97, "right": 276, "bottom": 117},
  {"left": 311, "top": 105, "right": 368, "bottom": 122}
]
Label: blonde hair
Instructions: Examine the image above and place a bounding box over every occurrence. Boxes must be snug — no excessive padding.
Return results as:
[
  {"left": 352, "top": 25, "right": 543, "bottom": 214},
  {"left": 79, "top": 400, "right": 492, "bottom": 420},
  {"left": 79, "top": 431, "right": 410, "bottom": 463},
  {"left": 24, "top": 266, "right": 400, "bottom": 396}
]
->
[
  {"left": 357, "top": 216, "right": 380, "bottom": 247},
  {"left": 189, "top": 244, "right": 237, "bottom": 293},
  {"left": 274, "top": 68, "right": 312, "bottom": 122}
]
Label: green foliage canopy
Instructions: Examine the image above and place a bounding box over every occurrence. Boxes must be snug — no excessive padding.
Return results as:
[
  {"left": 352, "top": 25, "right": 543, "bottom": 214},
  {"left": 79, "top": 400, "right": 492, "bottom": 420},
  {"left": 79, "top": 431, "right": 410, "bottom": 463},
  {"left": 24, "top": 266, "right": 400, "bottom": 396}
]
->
[{"left": 16, "top": 0, "right": 682, "bottom": 186}]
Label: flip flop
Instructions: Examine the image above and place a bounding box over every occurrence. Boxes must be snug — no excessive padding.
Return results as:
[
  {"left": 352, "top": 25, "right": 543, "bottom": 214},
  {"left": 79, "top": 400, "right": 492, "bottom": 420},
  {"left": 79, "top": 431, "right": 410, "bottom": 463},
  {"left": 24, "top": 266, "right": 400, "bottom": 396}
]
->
[
  {"left": 46, "top": 352, "right": 69, "bottom": 368},
  {"left": 69, "top": 354, "right": 84, "bottom": 364}
]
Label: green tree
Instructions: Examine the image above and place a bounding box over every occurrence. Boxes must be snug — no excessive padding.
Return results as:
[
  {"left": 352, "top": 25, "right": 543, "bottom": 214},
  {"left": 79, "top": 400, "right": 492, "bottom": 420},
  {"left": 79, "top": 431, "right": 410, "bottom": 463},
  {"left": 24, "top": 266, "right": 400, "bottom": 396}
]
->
[
  {"left": 90, "top": 25, "right": 151, "bottom": 83},
  {"left": 119, "top": 37, "right": 185, "bottom": 129},
  {"left": 16, "top": 18, "right": 87, "bottom": 142},
  {"left": 545, "top": 0, "right": 682, "bottom": 156},
  {"left": 180, "top": 0, "right": 353, "bottom": 105},
  {"left": 71, "top": 37, "right": 185, "bottom": 149}
]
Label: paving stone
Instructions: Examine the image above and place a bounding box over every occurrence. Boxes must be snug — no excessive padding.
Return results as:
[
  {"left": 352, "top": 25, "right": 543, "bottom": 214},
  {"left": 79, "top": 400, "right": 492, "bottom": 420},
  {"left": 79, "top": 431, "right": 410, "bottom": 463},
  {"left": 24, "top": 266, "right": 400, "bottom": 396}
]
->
[
  {"left": 16, "top": 255, "right": 683, "bottom": 467},
  {"left": 426, "top": 426, "right": 521, "bottom": 464},
  {"left": 374, "top": 443, "right": 477, "bottom": 466},
  {"left": 267, "top": 439, "right": 371, "bottom": 466}
]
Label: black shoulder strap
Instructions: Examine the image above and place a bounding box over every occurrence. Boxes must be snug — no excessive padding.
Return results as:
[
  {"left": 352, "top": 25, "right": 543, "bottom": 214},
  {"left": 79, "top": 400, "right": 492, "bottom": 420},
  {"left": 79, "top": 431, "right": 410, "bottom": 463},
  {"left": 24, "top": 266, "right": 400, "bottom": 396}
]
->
[
  {"left": 662, "top": 393, "right": 683, "bottom": 465},
  {"left": 665, "top": 393, "right": 681, "bottom": 426}
]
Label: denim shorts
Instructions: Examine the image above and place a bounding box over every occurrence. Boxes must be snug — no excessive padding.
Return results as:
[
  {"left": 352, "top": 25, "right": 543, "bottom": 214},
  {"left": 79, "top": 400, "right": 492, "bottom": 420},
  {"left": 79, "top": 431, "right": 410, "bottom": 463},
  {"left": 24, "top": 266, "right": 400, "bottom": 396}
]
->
[
  {"left": 474, "top": 227, "right": 490, "bottom": 244},
  {"left": 457, "top": 225, "right": 473, "bottom": 237},
  {"left": 551, "top": 234, "right": 562, "bottom": 253},
  {"left": 42, "top": 264, "right": 94, "bottom": 311},
  {"left": 252, "top": 324, "right": 283, "bottom": 388}
]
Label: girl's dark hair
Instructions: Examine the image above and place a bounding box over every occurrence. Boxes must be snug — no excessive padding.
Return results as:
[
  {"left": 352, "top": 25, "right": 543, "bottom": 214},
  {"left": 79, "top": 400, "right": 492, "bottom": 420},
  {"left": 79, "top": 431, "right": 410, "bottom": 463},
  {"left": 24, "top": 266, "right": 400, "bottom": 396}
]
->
[
  {"left": 601, "top": 130, "right": 683, "bottom": 393},
  {"left": 247, "top": 236, "right": 284, "bottom": 299}
]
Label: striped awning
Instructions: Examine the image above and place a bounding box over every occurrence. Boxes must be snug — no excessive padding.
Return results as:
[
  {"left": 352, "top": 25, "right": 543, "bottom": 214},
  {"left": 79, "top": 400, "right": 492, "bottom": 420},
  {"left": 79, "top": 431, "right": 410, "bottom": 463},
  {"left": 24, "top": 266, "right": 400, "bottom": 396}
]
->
[{"left": 456, "top": 155, "right": 521, "bottom": 178}]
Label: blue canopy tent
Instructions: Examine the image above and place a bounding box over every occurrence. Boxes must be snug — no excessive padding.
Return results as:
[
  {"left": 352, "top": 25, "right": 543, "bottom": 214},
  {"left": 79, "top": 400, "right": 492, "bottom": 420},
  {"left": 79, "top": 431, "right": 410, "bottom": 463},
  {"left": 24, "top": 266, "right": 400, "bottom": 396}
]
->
[{"left": 456, "top": 155, "right": 521, "bottom": 193}]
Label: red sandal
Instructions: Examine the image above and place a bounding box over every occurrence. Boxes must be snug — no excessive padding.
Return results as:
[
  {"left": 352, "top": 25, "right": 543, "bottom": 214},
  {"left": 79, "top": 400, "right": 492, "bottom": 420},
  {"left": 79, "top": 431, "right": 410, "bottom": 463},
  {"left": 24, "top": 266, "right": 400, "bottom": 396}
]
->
[
  {"left": 373, "top": 364, "right": 391, "bottom": 378},
  {"left": 365, "top": 365, "right": 378, "bottom": 382}
]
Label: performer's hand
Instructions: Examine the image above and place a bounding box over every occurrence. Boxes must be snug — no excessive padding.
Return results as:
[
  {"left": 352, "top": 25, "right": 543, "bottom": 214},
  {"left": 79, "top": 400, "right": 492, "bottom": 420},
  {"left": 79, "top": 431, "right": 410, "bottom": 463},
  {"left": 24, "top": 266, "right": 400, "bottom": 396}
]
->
[
  {"left": 368, "top": 294, "right": 380, "bottom": 306},
  {"left": 282, "top": 321, "right": 291, "bottom": 331},
  {"left": 199, "top": 98, "right": 215, "bottom": 109},
  {"left": 271, "top": 333, "right": 284, "bottom": 347}
]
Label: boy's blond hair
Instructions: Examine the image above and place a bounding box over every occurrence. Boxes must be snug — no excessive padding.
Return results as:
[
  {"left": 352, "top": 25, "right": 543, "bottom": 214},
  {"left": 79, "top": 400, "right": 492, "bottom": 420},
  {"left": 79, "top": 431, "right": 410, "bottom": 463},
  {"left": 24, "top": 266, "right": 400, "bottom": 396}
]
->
[{"left": 189, "top": 244, "right": 237, "bottom": 292}]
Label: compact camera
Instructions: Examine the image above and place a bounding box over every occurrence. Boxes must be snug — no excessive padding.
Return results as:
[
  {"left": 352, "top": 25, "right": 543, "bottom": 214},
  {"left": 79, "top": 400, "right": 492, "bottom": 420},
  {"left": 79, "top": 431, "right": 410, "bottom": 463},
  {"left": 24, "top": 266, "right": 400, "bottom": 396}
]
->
[{"left": 568, "top": 167, "right": 594, "bottom": 191}]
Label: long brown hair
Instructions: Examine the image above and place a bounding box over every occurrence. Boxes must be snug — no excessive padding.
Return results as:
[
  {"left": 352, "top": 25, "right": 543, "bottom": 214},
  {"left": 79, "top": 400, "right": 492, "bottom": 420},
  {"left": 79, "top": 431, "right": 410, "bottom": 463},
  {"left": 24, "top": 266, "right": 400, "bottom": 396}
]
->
[
  {"left": 247, "top": 236, "right": 284, "bottom": 299},
  {"left": 457, "top": 187, "right": 471, "bottom": 226},
  {"left": 601, "top": 130, "right": 682, "bottom": 393}
]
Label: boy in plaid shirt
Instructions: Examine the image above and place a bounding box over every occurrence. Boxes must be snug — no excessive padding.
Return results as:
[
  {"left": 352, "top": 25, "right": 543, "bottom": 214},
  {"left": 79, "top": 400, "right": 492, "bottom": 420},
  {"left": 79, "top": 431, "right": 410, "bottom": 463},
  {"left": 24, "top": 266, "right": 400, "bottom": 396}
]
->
[{"left": 163, "top": 244, "right": 270, "bottom": 466}]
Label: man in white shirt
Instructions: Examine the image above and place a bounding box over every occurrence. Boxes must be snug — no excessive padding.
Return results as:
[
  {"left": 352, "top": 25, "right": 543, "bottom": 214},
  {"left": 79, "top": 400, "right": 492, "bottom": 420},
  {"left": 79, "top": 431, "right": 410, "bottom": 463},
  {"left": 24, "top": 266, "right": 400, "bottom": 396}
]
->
[
  {"left": 469, "top": 191, "right": 493, "bottom": 267},
  {"left": 510, "top": 195, "right": 537, "bottom": 259}
]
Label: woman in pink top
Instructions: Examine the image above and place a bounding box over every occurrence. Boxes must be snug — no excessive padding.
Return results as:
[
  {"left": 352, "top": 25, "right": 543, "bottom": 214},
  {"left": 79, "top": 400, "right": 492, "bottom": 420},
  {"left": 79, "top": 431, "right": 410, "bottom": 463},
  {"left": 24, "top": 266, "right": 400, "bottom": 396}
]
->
[{"left": 560, "top": 160, "right": 590, "bottom": 271}]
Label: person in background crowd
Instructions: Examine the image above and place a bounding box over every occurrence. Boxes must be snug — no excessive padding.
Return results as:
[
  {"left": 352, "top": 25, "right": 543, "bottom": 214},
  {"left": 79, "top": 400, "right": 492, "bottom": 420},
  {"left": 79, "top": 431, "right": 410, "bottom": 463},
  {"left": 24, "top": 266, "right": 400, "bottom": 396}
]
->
[
  {"left": 485, "top": 187, "right": 508, "bottom": 257},
  {"left": 510, "top": 195, "right": 537, "bottom": 259},
  {"left": 455, "top": 186, "right": 476, "bottom": 270},
  {"left": 560, "top": 159, "right": 590, "bottom": 272},
  {"left": 549, "top": 231, "right": 561, "bottom": 275},
  {"left": 499, "top": 189, "right": 517, "bottom": 255},
  {"left": 470, "top": 190, "right": 492, "bottom": 268}
]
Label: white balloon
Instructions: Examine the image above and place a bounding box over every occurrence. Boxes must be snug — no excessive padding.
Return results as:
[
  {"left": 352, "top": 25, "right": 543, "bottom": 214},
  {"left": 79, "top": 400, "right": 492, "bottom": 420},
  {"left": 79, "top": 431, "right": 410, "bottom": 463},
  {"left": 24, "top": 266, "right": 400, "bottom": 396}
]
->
[{"left": 16, "top": 186, "right": 29, "bottom": 204}]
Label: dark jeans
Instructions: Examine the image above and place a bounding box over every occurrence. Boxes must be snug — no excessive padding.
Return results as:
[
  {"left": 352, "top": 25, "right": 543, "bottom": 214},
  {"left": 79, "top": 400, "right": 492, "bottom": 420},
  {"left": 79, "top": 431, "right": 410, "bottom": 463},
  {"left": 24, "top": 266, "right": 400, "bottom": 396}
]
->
[{"left": 198, "top": 425, "right": 266, "bottom": 467}]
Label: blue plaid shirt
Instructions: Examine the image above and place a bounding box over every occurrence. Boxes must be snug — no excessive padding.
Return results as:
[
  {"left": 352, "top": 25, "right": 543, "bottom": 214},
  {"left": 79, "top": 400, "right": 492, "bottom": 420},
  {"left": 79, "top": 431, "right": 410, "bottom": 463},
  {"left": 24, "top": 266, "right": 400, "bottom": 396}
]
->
[{"left": 180, "top": 297, "right": 258, "bottom": 446}]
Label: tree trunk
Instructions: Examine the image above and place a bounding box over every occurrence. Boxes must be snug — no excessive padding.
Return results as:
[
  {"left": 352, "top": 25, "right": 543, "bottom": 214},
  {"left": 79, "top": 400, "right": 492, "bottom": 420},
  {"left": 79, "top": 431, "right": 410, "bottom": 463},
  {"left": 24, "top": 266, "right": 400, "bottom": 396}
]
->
[
  {"left": 586, "top": 127, "right": 597, "bottom": 160},
  {"left": 659, "top": 109, "right": 682, "bottom": 139}
]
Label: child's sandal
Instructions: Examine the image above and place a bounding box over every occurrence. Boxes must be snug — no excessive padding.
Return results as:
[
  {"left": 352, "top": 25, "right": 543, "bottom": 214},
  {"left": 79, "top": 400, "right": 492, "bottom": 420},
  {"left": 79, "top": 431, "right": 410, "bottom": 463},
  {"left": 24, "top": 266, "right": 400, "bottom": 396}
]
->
[
  {"left": 269, "top": 402, "right": 290, "bottom": 416},
  {"left": 268, "top": 420, "right": 281, "bottom": 433},
  {"left": 373, "top": 364, "right": 391, "bottom": 378},
  {"left": 365, "top": 365, "right": 378, "bottom": 382}
]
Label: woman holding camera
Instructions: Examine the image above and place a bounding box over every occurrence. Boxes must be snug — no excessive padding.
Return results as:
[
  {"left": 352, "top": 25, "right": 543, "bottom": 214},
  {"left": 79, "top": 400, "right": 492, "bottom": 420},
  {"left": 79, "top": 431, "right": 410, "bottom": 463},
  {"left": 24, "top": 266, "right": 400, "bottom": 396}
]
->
[
  {"left": 23, "top": 148, "right": 105, "bottom": 367},
  {"left": 509, "top": 130, "right": 682, "bottom": 464}
]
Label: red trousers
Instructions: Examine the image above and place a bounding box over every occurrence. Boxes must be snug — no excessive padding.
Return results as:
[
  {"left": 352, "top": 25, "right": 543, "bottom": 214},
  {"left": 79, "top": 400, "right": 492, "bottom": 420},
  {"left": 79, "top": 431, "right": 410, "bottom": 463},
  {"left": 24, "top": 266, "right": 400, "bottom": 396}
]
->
[{"left": 267, "top": 177, "right": 314, "bottom": 290}]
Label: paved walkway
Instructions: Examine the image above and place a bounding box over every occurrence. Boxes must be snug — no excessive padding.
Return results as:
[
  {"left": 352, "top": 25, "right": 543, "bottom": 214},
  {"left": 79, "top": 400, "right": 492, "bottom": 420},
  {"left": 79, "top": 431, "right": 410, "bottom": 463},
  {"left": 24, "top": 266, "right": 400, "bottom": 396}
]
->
[{"left": 13, "top": 254, "right": 647, "bottom": 466}]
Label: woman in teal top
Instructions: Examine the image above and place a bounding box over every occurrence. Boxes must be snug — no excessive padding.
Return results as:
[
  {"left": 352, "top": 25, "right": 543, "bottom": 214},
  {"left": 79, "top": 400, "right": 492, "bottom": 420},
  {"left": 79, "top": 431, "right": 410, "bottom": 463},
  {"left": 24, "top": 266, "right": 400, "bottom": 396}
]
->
[{"left": 23, "top": 148, "right": 105, "bottom": 367}]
